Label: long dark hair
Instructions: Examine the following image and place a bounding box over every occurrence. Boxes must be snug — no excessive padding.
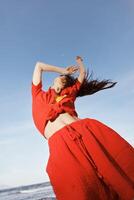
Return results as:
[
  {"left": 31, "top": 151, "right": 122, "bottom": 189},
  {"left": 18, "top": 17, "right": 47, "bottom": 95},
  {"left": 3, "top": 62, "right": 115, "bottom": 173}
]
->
[{"left": 60, "top": 68, "right": 117, "bottom": 97}]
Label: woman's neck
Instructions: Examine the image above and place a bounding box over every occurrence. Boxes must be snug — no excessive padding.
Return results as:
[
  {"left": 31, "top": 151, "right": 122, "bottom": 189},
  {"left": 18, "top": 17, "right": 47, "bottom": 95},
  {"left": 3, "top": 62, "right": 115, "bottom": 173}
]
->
[{"left": 51, "top": 85, "right": 61, "bottom": 94}]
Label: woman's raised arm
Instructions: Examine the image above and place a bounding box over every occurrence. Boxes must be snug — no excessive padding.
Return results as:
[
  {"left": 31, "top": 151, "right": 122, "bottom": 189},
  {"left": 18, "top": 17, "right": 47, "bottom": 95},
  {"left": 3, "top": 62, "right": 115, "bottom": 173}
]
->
[
  {"left": 33, "top": 61, "right": 68, "bottom": 86},
  {"left": 33, "top": 61, "right": 79, "bottom": 78},
  {"left": 76, "top": 56, "right": 86, "bottom": 84},
  {"left": 32, "top": 61, "right": 80, "bottom": 86},
  {"left": 32, "top": 62, "right": 65, "bottom": 85}
]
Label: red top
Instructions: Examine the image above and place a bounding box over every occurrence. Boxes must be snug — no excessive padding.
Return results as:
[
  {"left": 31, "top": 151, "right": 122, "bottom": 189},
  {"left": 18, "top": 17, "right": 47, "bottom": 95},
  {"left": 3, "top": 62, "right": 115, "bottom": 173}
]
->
[{"left": 31, "top": 78, "right": 82, "bottom": 139}]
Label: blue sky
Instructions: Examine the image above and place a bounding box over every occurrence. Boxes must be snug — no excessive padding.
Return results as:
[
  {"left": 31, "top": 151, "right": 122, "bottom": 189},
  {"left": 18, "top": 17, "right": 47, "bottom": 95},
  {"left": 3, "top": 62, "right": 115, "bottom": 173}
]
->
[{"left": 0, "top": 0, "right": 134, "bottom": 188}]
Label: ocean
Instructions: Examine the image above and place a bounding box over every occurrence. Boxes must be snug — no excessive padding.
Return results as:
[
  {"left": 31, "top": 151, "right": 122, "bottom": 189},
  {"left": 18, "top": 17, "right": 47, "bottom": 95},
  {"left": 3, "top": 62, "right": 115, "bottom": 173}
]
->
[{"left": 0, "top": 181, "right": 56, "bottom": 200}]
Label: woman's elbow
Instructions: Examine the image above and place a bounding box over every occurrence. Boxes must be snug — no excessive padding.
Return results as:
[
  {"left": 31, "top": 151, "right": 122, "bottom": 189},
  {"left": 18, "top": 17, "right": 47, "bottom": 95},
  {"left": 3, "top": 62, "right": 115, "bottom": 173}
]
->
[{"left": 35, "top": 62, "right": 42, "bottom": 70}]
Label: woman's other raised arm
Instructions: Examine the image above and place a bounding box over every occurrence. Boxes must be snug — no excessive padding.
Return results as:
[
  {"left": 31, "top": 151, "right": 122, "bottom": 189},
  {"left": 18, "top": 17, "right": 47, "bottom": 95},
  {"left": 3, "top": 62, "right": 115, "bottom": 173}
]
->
[{"left": 76, "top": 56, "right": 86, "bottom": 84}]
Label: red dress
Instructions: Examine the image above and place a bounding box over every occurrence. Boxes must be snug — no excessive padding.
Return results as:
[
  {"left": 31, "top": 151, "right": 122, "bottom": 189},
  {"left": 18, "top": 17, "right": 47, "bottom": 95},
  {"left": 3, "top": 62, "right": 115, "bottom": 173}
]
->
[{"left": 31, "top": 79, "right": 134, "bottom": 200}]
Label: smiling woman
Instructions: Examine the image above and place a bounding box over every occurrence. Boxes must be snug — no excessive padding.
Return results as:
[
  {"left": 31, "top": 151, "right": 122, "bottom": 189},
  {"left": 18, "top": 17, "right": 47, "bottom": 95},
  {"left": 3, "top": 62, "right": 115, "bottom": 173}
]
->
[{"left": 31, "top": 56, "right": 134, "bottom": 200}]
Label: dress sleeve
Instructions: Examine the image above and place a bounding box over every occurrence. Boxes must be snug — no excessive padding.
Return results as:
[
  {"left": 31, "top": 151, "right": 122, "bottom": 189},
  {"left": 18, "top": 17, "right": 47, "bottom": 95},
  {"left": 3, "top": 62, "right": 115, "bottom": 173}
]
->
[
  {"left": 67, "top": 78, "right": 82, "bottom": 96},
  {"left": 31, "top": 80, "right": 43, "bottom": 98}
]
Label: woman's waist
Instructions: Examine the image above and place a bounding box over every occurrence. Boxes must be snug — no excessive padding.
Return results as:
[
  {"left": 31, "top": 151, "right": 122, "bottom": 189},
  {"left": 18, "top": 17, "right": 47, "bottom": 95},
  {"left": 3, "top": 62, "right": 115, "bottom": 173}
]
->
[{"left": 44, "top": 112, "right": 81, "bottom": 140}]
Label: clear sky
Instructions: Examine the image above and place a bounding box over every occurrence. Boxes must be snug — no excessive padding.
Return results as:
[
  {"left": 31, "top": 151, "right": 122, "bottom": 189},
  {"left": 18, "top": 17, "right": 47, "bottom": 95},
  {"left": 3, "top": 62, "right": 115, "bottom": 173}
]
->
[{"left": 0, "top": 0, "right": 134, "bottom": 188}]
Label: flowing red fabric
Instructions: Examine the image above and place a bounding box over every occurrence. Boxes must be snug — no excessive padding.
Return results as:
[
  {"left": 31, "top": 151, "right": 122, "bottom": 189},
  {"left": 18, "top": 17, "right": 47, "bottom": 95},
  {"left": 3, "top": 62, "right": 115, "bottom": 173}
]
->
[{"left": 45, "top": 118, "right": 134, "bottom": 200}]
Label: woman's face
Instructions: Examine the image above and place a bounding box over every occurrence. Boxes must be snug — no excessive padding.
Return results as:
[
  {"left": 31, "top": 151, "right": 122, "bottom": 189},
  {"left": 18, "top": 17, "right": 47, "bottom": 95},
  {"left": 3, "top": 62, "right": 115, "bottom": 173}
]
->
[{"left": 53, "top": 75, "right": 67, "bottom": 90}]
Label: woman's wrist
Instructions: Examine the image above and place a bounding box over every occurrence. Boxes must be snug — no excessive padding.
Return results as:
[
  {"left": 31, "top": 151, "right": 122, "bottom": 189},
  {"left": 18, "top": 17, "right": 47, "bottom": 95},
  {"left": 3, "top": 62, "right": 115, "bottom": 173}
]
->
[{"left": 77, "top": 62, "right": 86, "bottom": 74}]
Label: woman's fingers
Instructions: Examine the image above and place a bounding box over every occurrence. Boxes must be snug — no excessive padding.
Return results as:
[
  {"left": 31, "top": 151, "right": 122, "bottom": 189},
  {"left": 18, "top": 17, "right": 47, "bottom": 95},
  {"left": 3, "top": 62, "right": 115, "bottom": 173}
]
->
[
  {"left": 71, "top": 65, "right": 79, "bottom": 70},
  {"left": 65, "top": 65, "right": 79, "bottom": 74},
  {"left": 72, "top": 66, "right": 79, "bottom": 71},
  {"left": 71, "top": 66, "right": 79, "bottom": 72}
]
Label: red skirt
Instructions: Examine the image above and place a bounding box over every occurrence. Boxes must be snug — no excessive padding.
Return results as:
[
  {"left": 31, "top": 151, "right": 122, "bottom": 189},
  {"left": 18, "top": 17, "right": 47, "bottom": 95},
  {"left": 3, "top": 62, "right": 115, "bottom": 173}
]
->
[{"left": 45, "top": 118, "right": 134, "bottom": 200}]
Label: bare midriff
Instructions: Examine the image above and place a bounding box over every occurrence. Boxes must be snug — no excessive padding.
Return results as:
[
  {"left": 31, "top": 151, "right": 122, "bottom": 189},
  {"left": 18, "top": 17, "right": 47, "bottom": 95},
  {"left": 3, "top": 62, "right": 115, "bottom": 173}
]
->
[{"left": 44, "top": 112, "right": 81, "bottom": 140}]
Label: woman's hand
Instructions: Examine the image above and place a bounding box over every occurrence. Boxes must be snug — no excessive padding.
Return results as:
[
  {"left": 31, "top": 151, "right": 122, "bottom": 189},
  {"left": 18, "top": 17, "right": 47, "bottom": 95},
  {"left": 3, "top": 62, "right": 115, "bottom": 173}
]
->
[
  {"left": 62, "top": 65, "right": 79, "bottom": 75},
  {"left": 76, "top": 56, "right": 83, "bottom": 65}
]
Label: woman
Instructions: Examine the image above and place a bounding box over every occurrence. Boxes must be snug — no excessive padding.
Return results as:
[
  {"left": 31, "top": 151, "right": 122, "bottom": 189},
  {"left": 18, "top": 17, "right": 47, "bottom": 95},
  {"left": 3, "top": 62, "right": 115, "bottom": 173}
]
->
[{"left": 31, "top": 56, "right": 134, "bottom": 200}]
